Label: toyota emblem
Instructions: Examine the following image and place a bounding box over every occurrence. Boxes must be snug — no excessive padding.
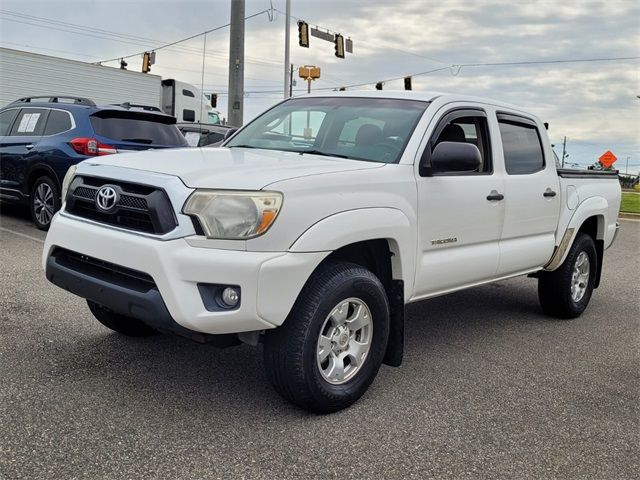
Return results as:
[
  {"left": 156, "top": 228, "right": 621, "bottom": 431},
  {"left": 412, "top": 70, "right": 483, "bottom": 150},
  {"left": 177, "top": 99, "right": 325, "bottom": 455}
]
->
[{"left": 96, "top": 185, "right": 119, "bottom": 212}]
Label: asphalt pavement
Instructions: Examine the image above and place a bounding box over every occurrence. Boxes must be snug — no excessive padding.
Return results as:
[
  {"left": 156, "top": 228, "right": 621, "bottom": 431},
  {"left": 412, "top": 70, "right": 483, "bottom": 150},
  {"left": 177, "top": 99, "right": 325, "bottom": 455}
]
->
[{"left": 1, "top": 203, "right": 638, "bottom": 479}]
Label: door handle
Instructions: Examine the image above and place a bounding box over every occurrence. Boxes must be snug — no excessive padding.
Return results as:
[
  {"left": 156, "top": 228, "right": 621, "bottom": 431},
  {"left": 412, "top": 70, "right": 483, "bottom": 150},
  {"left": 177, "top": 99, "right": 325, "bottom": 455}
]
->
[
  {"left": 25, "top": 144, "right": 35, "bottom": 150},
  {"left": 486, "top": 190, "right": 504, "bottom": 201},
  {"left": 543, "top": 188, "right": 557, "bottom": 198}
]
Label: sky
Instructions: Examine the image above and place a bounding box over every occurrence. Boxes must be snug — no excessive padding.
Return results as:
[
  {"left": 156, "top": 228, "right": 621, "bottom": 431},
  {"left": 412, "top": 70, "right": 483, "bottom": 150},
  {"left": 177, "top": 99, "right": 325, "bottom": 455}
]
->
[{"left": 1, "top": 0, "right": 638, "bottom": 173}]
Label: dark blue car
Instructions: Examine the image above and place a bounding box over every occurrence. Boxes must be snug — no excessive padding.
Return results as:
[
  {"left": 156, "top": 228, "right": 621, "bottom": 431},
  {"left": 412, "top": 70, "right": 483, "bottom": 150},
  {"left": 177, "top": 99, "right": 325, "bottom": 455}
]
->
[{"left": 0, "top": 96, "right": 188, "bottom": 230}]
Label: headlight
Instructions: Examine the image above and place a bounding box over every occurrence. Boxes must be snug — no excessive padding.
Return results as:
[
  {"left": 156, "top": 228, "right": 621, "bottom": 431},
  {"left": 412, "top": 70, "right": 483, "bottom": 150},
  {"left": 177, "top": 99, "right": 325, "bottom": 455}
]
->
[
  {"left": 183, "top": 190, "right": 283, "bottom": 239},
  {"left": 61, "top": 165, "right": 77, "bottom": 201}
]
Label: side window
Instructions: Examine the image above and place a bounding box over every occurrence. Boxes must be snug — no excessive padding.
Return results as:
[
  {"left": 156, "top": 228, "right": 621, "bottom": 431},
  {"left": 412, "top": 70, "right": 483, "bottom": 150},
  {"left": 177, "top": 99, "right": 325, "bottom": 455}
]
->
[
  {"left": 182, "top": 89, "right": 195, "bottom": 98},
  {"left": 0, "top": 109, "right": 19, "bottom": 136},
  {"left": 44, "top": 110, "right": 73, "bottom": 135},
  {"left": 183, "top": 109, "right": 196, "bottom": 122},
  {"left": 498, "top": 119, "right": 544, "bottom": 174},
  {"left": 430, "top": 114, "right": 492, "bottom": 174},
  {"left": 10, "top": 108, "right": 49, "bottom": 136}
]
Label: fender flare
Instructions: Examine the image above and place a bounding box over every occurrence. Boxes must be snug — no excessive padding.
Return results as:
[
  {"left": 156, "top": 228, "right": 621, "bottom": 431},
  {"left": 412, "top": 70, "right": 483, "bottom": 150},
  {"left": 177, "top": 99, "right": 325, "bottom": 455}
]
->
[
  {"left": 288, "top": 207, "right": 416, "bottom": 298},
  {"left": 545, "top": 196, "right": 607, "bottom": 271}
]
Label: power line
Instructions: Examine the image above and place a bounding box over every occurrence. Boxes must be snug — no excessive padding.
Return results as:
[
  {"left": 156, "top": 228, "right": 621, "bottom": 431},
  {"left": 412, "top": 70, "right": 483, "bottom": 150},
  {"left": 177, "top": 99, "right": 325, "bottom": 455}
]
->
[
  {"left": 274, "top": 8, "right": 450, "bottom": 66},
  {"left": 96, "top": 9, "right": 270, "bottom": 63}
]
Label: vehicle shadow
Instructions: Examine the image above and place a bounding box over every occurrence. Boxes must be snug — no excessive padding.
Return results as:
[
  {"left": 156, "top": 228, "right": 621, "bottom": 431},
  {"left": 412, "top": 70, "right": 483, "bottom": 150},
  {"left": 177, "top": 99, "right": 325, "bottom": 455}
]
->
[{"left": 48, "top": 278, "right": 546, "bottom": 417}]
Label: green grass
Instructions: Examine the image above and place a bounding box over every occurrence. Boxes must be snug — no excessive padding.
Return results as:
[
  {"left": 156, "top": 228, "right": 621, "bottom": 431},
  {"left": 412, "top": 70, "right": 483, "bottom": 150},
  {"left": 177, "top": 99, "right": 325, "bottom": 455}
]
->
[{"left": 620, "top": 192, "right": 640, "bottom": 214}]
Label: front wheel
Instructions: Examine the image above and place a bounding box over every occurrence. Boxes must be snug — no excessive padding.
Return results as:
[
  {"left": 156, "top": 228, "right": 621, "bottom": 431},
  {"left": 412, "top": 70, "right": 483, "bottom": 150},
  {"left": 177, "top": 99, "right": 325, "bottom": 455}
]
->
[
  {"left": 263, "top": 261, "right": 390, "bottom": 413},
  {"left": 538, "top": 232, "right": 597, "bottom": 319}
]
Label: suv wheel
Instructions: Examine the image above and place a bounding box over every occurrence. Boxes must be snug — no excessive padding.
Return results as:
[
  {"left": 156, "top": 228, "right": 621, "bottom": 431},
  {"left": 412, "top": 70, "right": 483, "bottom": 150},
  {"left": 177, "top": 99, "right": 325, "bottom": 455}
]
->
[
  {"left": 87, "top": 300, "right": 158, "bottom": 337},
  {"left": 538, "top": 232, "right": 597, "bottom": 319},
  {"left": 30, "top": 176, "right": 60, "bottom": 231},
  {"left": 263, "top": 261, "right": 390, "bottom": 413}
]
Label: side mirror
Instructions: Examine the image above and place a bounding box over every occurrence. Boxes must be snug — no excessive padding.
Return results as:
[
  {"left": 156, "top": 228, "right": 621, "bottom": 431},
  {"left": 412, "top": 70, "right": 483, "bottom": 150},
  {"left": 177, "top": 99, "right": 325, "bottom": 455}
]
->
[
  {"left": 430, "top": 141, "right": 481, "bottom": 173},
  {"left": 223, "top": 127, "right": 238, "bottom": 140}
]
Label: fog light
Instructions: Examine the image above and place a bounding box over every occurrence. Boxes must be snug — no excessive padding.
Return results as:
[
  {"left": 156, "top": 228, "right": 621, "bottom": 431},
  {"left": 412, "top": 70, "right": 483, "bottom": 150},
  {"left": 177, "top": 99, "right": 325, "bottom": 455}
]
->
[{"left": 221, "top": 287, "right": 240, "bottom": 307}]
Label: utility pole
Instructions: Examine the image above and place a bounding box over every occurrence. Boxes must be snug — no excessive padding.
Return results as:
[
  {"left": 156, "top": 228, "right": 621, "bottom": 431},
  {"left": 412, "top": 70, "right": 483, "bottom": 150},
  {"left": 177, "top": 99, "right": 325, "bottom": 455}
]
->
[
  {"left": 561, "top": 136, "right": 567, "bottom": 168},
  {"left": 626, "top": 156, "right": 630, "bottom": 175},
  {"left": 227, "top": 0, "right": 245, "bottom": 127},
  {"left": 283, "top": 0, "right": 291, "bottom": 98}
]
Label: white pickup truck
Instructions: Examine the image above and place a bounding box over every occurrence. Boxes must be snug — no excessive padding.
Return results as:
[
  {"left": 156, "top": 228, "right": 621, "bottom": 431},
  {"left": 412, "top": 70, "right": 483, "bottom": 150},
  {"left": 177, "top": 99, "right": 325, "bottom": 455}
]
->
[{"left": 43, "top": 91, "right": 621, "bottom": 413}]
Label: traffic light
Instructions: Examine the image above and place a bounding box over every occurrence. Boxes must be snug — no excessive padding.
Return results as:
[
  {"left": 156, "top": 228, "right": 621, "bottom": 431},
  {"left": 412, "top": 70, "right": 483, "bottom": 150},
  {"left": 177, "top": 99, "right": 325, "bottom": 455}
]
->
[
  {"left": 334, "top": 33, "right": 345, "bottom": 58},
  {"left": 298, "top": 21, "right": 309, "bottom": 48},
  {"left": 375, "top": 82, "right": 383, "bottom": 90},
  {"left": 404, "top": 76, "right": 412, "bottom": 90},
  {"left": 210, "top": 93, "right": 217, "bottom": 108},
  {"left": 142, "top": 52, "right": 151, "bottom": 73}
]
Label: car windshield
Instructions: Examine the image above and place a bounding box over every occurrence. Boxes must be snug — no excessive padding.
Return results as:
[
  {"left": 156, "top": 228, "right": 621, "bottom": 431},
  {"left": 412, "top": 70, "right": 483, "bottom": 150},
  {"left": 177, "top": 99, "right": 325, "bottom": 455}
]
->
[{"left": 225, "top": 97, "right": 428, "bottom": 164}]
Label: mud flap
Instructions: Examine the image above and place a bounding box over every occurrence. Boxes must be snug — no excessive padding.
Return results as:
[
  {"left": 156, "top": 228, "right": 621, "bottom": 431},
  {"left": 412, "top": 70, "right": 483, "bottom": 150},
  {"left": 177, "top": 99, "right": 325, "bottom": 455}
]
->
[{"left": 383, "top": 280, "right": 404, "bottom": 367}]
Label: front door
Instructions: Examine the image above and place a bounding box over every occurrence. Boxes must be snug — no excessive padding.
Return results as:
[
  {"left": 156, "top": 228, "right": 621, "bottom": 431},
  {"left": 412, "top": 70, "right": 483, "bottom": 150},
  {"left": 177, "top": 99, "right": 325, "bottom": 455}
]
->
[{"left": 413, "top": 105, "right": 506, "bottom": 299}]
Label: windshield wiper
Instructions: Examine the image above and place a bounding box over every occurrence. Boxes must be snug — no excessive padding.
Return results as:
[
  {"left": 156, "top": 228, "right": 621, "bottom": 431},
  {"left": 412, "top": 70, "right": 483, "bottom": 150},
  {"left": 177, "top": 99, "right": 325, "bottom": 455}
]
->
[
  {"left": 227, "top": 144, "right": 258, "bottom": 149},
  {"left": 299, "top": 149, "right": 350, "bottom": 159},
  {"left": 121, "top": 138, "right": 153, "bottom": 144}
]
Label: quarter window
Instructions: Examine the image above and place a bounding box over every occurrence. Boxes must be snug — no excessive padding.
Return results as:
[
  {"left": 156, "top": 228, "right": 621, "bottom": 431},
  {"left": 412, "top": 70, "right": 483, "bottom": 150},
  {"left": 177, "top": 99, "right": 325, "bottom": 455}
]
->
[
  {"left": 44, "top": 110, "right": 73, "bottom": 135},
  {"left": 182, "top": 89, "right": 195, "bottom": 98},
  {"left": 499, "top": 120, "right": 545, "bottom": 174}
]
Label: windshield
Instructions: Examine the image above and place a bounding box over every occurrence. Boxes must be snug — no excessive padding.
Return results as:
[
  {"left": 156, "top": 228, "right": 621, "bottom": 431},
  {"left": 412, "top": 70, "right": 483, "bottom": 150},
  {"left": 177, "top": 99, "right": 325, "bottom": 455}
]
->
[{"left": 226, "top": 97, "right": 428, "bottom": 163}]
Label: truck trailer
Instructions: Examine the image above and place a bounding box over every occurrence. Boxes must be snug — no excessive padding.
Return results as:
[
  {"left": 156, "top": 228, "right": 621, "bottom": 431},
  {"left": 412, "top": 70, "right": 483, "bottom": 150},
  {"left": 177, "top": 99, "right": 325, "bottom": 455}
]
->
[{"left": 0, "top": 47, "right": 220, "bottom": 124}]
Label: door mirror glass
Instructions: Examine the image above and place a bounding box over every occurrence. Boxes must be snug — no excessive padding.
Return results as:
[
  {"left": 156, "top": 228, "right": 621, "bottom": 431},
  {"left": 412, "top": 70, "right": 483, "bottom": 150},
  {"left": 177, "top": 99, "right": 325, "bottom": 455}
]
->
[{"left": 431, "top": 141, "right": 482, "bottom": 173}]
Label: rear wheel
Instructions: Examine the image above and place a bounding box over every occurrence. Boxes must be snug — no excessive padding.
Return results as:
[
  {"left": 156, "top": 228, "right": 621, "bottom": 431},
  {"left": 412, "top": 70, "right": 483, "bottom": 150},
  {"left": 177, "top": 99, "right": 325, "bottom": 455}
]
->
[
  {"left": 263, "top": 261, "right": 390, "bottom": 413},
  {"left": 87, "top": 300, "right": 157, "bottom": 337},
  {"left": 30, "top": 176, "right": 60, "bottom": 231},
  {"left": 538, "top": 232, "right": 597, "bottom": 319}
]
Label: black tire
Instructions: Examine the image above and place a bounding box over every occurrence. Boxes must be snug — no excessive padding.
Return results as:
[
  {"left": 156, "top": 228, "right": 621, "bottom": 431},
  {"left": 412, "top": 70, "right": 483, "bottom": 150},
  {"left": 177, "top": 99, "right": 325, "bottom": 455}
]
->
[
  {"left": 538, "top": 232, "right": 597, "bottom": 319},
  {"left": 30, "top": 175, "right": 61, "bottom": 231},
  {"left": 87, "top": 300, "right": 158, "bottom": 337},
  {"left": 263, "top": 261, "right": 390, "bottom": 414}
]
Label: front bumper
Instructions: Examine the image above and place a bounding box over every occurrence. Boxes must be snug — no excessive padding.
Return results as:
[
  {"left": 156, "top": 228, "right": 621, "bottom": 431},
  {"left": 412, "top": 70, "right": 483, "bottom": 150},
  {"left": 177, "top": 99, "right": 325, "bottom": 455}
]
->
[{"left": 43, "top": 213, "right": 327, "bottom": 335}]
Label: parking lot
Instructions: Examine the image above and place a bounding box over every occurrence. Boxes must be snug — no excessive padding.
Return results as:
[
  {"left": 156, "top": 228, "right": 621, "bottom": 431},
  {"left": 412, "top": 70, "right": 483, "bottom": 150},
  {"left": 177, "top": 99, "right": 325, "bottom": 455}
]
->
[{"left": 0, "top": 204, "right": 638, "bottom": 479}]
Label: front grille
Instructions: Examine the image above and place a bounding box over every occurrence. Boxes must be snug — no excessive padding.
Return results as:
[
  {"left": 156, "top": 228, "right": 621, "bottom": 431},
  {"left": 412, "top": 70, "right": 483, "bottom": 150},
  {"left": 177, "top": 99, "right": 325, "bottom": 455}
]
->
[
  {"left": 65, "top": 176, "right": 177, "bottom": 235},
  {"left": 52, "top": 247, "right": 156, "bottom": 293}
]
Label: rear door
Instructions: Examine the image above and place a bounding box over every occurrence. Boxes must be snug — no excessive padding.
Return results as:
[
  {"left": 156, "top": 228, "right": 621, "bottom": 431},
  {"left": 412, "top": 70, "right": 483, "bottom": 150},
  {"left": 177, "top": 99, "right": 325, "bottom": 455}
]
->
[
  {"left": 0, "top": 107, "right": 49, "bottom": 192},
  {"left": 495, "top": 112, "right": 560, "bottom": 275},
  {"left": 89, "top": 110, "right": 188, "bottom": 151}
]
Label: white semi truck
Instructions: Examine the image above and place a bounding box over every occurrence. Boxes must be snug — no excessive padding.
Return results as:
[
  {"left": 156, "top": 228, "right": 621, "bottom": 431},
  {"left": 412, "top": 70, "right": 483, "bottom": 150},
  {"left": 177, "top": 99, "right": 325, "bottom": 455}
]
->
[{"left": 0, "top": 47, "right": 220, "bottom": 124}]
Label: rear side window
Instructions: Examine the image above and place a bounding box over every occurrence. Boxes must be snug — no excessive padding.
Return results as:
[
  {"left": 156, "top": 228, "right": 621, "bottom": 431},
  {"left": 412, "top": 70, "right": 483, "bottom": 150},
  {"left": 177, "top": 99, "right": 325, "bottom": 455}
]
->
[
  {"left": 498, "top": 119, "right": 545, "bottom": 174},
  {"left": 44, "top": 110, "right": 73, "bottom": 135},
  {"left": 10, "top": 108, "right": 48, "bottom": 136},
  {"left": 0, "top": 109, "right": 19, "bottom": 136},
  {"left": 90, "top": 113, "right": 187, "bottom": 146},
  {"left": 183, "top": 109, "right": 195, "bottom": 122}
]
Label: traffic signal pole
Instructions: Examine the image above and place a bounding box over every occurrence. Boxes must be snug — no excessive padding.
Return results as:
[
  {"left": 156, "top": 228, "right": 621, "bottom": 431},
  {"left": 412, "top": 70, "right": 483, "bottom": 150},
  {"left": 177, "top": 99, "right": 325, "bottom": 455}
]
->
[
  {"left": 228, "top": 0, "right": 245, "bottom": 127},
  {"left": 283, "top": 0, "right": 291, "bottom": 98}
]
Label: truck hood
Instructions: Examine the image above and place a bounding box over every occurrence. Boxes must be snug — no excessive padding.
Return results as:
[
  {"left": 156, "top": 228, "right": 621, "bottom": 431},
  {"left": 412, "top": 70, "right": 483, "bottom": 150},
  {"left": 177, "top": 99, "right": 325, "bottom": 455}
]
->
[{"left": 85, "top": 147, "right": 383, "bottom": 190}]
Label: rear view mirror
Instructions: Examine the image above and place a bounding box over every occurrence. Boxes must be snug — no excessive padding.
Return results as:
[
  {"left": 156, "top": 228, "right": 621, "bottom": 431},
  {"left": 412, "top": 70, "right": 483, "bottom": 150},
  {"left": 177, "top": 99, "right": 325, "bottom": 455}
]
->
[
  {"left": 223, "top": 128, "right": 238, "bottom": 140},
  {"left": 430, "top": 141, "right": 481, "bottom": 172}
]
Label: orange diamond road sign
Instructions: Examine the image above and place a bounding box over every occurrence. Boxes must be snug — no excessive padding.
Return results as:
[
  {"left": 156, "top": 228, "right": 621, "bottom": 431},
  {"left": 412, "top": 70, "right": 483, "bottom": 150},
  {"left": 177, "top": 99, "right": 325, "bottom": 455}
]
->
[{"left": 598, "top": 150, "right": 617, "bottom": 168}]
